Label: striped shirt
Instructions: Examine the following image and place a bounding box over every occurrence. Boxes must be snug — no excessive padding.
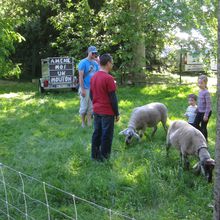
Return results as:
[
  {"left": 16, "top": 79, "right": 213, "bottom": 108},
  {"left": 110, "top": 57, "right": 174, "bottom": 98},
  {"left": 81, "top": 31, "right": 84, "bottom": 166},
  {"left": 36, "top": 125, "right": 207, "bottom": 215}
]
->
[
  {"left": 198, "top": 89, "right": 212, "bottom": 117},
  {"left": 185, "top": 105, "right": 197, "bottom": 123}
]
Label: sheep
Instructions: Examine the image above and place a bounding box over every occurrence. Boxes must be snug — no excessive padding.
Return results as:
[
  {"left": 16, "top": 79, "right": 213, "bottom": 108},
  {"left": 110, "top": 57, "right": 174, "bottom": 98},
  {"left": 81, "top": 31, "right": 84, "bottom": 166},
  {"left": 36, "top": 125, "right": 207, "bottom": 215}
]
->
[
  {"left": 166, "top": 120, "right": 215, "bottom": 183},
  {"left": 119, "top": 102, "right": 168, "bottom": 145}
]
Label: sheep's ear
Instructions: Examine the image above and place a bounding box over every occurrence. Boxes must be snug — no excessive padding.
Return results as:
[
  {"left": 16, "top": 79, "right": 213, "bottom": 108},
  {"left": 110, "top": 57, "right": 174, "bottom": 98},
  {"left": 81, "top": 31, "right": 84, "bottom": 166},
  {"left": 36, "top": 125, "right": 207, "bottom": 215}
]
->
[
  {"left": 193, "top": 162, "right": 200, "bottom": 169},
  {"left": 119, "top": 129, "right": 128, "bottom": 135},
  {"left": 193, "top": 162, "right": 201, "bottom": 175},
  {"left": 134, "top": 132, "right": 140, "bottom": 141}
]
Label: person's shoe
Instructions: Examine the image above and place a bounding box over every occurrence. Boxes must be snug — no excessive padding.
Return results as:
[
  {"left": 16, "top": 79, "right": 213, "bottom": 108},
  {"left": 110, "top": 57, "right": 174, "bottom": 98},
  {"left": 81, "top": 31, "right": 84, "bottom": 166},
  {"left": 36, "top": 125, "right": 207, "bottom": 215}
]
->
[
  {"left": 81, "top": 123, "right": 85, "bottom": 128},
  {"left": 91, "top": 156, "right": 104, "bottom": 163}
]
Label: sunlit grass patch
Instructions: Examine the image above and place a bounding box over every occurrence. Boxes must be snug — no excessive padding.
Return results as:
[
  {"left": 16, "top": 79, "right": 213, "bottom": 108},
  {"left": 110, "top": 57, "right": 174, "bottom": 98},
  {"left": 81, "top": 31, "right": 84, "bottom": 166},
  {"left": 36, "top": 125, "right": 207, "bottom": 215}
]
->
[
  {"left": 0, "top": 82, "right": 217, "bottom": 220},
  {"left": 0, "top": 92, "right": 19, "bottom": 98}
]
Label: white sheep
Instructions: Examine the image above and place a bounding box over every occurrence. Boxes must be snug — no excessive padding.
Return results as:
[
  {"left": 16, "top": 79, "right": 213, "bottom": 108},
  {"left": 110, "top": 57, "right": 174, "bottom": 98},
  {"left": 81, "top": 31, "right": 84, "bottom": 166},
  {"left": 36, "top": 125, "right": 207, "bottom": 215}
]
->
[
  {"left": 119, "top": 102, "right": 168, "bottom": 144},
  {"left": 166, "top": 120, "right": 215, "bottom": 182}
]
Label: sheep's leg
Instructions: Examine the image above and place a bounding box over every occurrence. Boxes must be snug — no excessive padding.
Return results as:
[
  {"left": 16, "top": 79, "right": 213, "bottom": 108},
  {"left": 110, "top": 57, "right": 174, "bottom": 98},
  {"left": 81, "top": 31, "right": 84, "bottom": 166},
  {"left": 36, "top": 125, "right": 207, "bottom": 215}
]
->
[
  {"left": 166, "top": 142, "right": 171, "bottom": 157},
  {"left": 183, "top": 155, "right": 190, "bottom": 170},
  {"left": 178, "top": 152, "right": 184, "bottom": 177},
  {"left": 151, "top": 126, "right": 157, "bottom": 138},
  {"left": 179, "top": 152, "right": 183, "bottom": 167},
  {"left": 180, "top": 151, "right": 189, "bottom": 170},
  {"left": 166, "top": 135, "right": 171, "bottom": 156},
  {"left": 141, "top": 128, "right": 149, "bottom": 139},
  {"left": 179, "top": 152, "right": 188, "bottom": 168},
  {"left": 162, "top": 121, "right": 168, "bottom": 134}
]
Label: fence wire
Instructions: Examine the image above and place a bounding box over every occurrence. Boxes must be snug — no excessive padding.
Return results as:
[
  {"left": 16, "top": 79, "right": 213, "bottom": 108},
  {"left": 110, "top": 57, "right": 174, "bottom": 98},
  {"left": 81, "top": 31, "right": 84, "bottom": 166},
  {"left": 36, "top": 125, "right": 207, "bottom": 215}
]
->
[{"left": 0, "top": 163, "right": 136, "bottom": 220}]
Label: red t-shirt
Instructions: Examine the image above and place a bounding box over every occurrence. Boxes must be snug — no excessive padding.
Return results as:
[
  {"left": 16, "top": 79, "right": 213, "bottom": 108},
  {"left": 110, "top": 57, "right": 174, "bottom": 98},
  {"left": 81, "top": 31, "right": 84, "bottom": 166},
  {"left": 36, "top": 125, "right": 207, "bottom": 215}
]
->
[{"left": 90, "top": 71, "right": 116, "bottom": 115}]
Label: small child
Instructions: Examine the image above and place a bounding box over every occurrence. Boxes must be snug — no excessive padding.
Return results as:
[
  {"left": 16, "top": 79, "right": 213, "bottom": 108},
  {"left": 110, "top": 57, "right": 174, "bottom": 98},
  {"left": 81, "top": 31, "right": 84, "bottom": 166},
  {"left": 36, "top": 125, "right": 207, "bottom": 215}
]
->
[
  {"left": 194, "top": 75, "right": 212, "bottom": 141},
  {"left": 184, "top": 94, "right": 197, "bottom": 126}
]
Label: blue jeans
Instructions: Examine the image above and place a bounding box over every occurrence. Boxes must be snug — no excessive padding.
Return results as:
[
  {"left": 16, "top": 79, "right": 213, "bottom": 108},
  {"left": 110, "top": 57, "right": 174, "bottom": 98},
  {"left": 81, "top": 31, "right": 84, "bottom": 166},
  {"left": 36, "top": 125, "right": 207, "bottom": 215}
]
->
[{"left": 91, "top": 114, "right": 115, "bottom": 160}]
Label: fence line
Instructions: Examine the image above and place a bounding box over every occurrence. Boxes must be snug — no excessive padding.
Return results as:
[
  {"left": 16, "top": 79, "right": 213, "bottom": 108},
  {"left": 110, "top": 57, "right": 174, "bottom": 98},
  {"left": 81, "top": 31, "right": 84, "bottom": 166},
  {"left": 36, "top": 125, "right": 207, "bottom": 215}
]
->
[
  {"left": 0, "top": 165, "right": 10, "bottom": 220},
  {"left": 19, "top": 171, "right": 28, "bottom": 220},
  {"left": 0, "top": 163, "right": 136, "bottom": 220}
]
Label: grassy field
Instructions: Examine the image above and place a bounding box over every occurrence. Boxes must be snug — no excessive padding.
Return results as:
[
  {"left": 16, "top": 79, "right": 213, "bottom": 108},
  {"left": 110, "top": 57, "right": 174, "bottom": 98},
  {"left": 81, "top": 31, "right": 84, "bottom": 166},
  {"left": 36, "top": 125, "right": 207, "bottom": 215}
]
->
[{"left": 0, "top": 81, "right": 217, "bottom": 220}]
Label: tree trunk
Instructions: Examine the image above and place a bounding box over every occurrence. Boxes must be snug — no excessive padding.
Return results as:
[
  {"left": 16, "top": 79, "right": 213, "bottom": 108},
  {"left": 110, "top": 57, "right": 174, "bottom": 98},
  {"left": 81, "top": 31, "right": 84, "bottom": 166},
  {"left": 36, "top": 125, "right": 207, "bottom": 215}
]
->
[
  {"left": 214, "top": 1, "right": 220, "bottom": 219},
  {"left": 129, "top": 0, "right": 146, "bottom": 83}
]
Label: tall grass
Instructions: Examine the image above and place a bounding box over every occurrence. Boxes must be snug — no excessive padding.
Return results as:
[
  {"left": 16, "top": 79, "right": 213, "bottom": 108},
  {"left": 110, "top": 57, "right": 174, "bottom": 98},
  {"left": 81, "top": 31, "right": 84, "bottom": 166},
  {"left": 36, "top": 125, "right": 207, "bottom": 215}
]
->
[{"left": 0, "top": 81, "right": 216, "bottom": 220}]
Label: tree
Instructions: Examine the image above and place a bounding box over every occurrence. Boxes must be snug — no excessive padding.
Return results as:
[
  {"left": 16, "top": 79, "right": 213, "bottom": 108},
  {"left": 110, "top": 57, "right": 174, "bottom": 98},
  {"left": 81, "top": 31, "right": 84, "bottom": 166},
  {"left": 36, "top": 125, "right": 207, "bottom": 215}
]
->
[
  {"left": 129, "top": 0, "right": 146, "bottom": 82},
  {"left": 214, "top": 0, "right": 220, "bottom": 218},
  {"left": 4, "top": 0, "right": 218, "bottom": 81},
  {"left": 50, "top": 0, "right": 98, "bottom": 61},
  {"left": 12, "top": 1, "right": 59, "bottom": 80},
  {"left": 0, "top": 0, "right": 24, "bottom": 78}
]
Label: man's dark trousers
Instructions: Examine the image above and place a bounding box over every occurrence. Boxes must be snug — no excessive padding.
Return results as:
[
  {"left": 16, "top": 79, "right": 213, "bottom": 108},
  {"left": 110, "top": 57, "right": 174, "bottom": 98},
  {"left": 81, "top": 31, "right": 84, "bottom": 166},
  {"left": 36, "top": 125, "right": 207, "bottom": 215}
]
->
[{"left": 91, "top": 114, "right": 114, "bottom": 160}]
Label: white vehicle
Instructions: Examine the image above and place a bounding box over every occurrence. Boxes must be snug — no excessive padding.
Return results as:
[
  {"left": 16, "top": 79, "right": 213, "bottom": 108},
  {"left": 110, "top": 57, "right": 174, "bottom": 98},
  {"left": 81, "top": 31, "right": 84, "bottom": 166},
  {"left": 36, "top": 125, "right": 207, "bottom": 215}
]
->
[
  {"left": 182, "top": 52, "right": 204, "bottom": 72},
  {"left": 39, "top": 57, "right": 78, "bottom": 93}
]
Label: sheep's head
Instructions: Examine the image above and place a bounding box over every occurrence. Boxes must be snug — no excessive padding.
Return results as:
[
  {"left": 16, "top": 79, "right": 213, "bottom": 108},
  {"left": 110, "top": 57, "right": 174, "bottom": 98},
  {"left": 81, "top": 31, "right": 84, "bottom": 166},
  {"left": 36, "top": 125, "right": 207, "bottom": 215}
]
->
[
  {"left": 119, "top": 128, "right": 140, "bottom": 145},
  {"left": 202, "top": 158, "right": 215, "bottom": 183},
  {"left": 193, "top": 158, "right": 215, "bottom": 183}
]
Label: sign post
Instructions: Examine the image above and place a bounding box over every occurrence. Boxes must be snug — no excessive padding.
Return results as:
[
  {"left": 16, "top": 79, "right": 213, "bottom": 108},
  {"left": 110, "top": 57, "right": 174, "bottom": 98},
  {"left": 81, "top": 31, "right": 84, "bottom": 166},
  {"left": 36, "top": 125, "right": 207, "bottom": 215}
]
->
[{"left": 179, "top": 45, "right": 182, "bottom": 85}]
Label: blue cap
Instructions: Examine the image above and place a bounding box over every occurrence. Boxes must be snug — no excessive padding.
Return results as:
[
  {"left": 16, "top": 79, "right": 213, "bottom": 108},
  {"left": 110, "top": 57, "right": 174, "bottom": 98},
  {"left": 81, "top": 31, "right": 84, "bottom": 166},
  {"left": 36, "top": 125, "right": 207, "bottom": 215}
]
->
[{"left": 88, "top": 46, "right": 98, "bottom": 53}]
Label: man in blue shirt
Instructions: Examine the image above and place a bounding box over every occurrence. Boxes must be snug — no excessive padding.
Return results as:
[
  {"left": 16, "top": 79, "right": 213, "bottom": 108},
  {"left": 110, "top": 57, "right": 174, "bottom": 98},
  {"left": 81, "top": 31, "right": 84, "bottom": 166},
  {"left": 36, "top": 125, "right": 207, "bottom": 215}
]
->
[{"left": 78, "top": 46, "right": 99, "bottom": 128}]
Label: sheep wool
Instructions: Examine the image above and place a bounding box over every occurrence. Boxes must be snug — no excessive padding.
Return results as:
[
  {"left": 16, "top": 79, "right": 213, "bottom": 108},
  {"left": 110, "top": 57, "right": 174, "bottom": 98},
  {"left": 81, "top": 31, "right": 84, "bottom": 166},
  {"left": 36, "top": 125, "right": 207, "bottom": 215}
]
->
[
  {"left": 119, "top": 102, "right": 168, "bottom": 145},
  {"left": 167, "top": 120, "right": 215, "bottom": 183}
]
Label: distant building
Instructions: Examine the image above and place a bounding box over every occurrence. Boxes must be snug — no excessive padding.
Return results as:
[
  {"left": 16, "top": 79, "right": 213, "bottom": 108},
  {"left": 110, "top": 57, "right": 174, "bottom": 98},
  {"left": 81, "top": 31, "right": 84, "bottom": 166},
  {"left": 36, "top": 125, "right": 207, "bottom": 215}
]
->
[
  {"left": 182, "top": 52, "right": 204, "bottom": 72},
  {"left": 181, "top": 52, "right": 217, "bottom": 72}
]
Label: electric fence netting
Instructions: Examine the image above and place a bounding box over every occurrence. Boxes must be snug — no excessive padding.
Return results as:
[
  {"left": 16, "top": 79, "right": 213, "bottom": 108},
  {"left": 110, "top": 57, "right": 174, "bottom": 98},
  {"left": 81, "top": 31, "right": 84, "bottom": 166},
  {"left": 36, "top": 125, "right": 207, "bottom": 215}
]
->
[{"left": 0, "top": 163, "right": 136, "bottom": 220}]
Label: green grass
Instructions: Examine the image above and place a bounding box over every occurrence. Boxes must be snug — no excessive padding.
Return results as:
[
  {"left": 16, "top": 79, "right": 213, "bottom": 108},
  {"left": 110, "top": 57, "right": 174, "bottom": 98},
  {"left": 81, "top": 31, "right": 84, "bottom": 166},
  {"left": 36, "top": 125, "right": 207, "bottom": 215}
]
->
[{"left": 0, "top": 81, "right": 217, "bottom": 220}]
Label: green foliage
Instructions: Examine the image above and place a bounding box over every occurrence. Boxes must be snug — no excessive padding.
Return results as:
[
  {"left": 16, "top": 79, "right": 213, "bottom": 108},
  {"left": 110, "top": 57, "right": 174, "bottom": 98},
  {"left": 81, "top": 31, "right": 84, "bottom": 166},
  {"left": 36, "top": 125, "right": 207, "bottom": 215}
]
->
[
  {"left": 49, "top": 0, "right": 217, "bottom": 77},
  {"left": 0, "top": 2, "right": 25, "bottom": 78},
  {"left": 50, "top": 0, "right": 98, "bottom": 62},
  {"left": 11, "top": 1, "right": 60, "bottom": 80},
  {"left": 0, "top": 81, "right": 217, "bottom": 219},
  {"left": 0, "top": 0, "right": 218, "bottom": 79}
]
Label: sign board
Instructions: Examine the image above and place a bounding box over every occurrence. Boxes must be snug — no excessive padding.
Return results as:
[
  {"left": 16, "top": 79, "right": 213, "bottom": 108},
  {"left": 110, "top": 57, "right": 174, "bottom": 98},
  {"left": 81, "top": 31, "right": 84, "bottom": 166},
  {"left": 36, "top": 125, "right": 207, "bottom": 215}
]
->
[{"left": 48, "top": 57, "right": 74, "bottom": 84}]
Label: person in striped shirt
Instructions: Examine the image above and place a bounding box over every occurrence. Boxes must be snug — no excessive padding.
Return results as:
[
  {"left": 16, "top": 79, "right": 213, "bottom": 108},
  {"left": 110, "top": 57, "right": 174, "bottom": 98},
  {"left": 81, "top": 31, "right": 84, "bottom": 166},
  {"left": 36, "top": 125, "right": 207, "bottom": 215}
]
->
[
  {"left": 184, "top": 94, "right": 197, "bottom": 126},
  {"left": 193, "top": 75, "right": 212, "bottom": 141}
]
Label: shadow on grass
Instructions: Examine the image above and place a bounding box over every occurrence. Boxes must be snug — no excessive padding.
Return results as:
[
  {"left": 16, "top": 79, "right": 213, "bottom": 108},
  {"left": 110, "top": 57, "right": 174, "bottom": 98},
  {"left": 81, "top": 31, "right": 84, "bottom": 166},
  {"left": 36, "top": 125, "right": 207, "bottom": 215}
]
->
[{"left": 0, "top": 82, "right": 216, "bottom": 220}]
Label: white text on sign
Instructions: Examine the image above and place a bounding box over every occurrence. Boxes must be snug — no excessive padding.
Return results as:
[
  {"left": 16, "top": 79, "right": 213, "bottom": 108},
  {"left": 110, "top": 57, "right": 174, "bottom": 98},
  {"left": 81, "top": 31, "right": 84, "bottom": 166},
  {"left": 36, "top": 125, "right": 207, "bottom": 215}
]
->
[{"left": 50, "top": 76, "right": 72, "bottom": 83}]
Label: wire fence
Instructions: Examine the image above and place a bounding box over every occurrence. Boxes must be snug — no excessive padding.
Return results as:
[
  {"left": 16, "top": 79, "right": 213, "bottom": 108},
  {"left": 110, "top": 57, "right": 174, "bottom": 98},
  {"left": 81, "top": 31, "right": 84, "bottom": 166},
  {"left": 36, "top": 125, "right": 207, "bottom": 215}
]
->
[{"left": 0, "top": 163, "right": 136, "bottom": 220}]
